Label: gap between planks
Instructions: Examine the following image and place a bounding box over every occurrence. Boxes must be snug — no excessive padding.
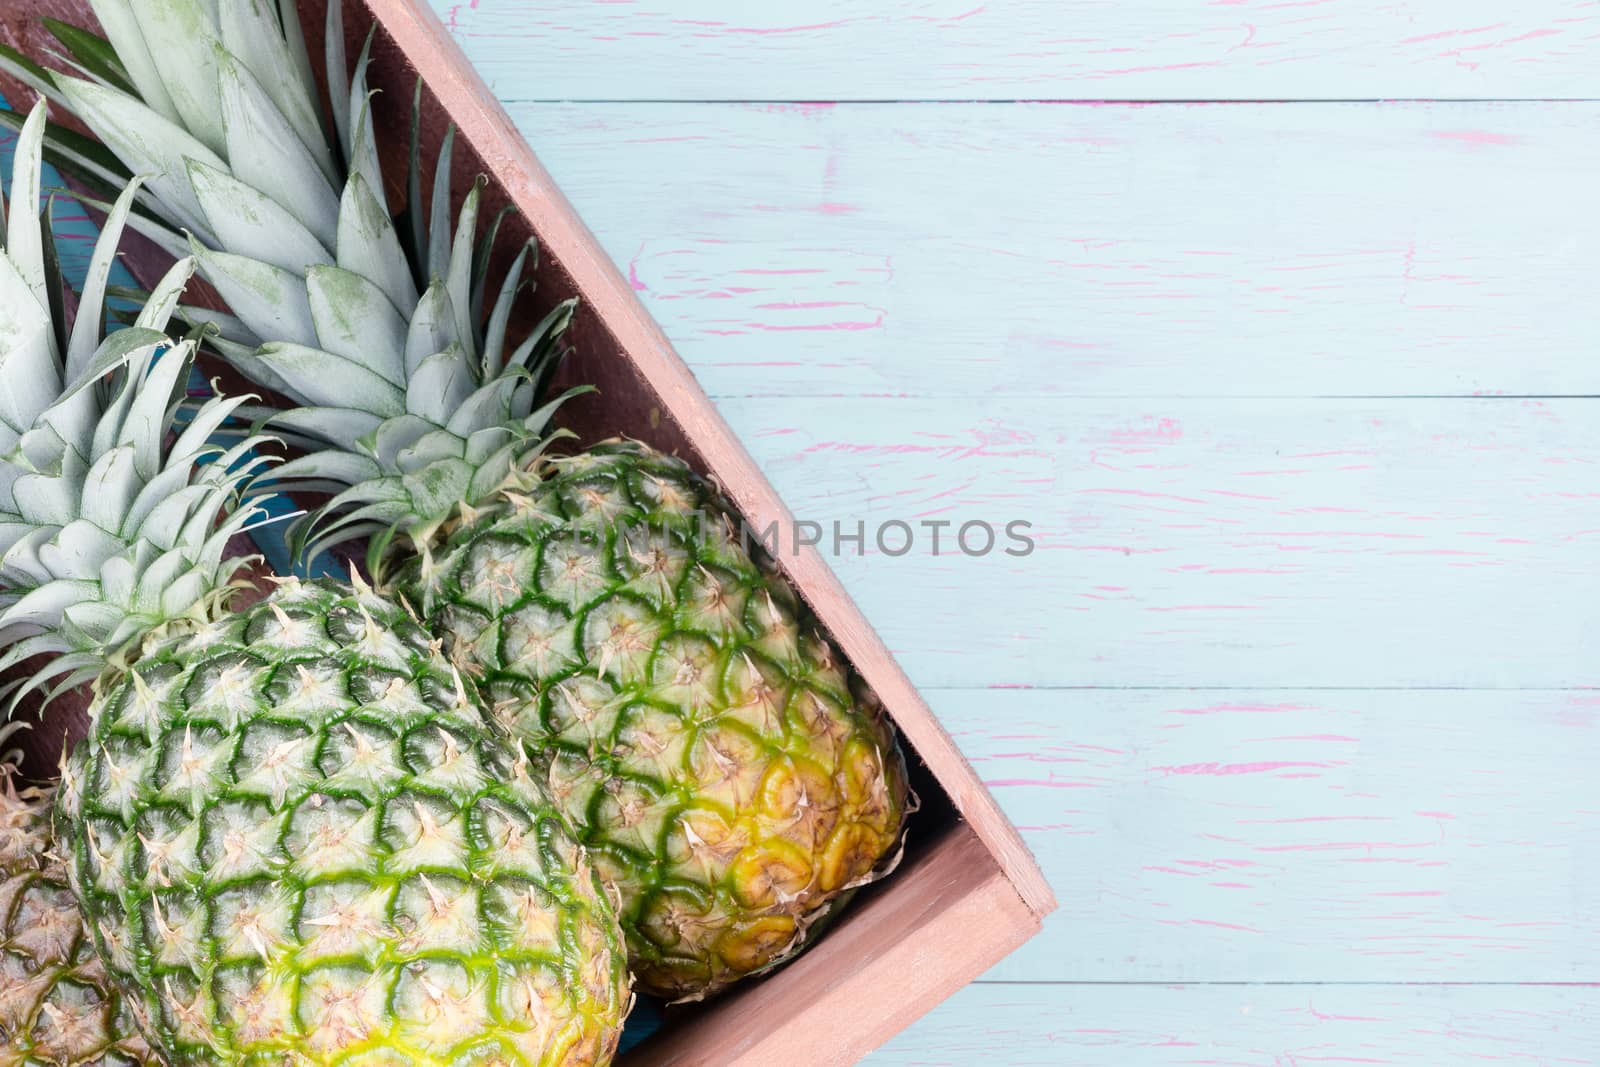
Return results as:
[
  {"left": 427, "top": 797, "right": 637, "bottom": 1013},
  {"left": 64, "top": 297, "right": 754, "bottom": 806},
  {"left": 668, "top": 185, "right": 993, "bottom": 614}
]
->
[
  {"left": 924, "top": 685, "right": 1600, "bottom": 692},
  {"left": 968, "top": 980, "right": 1600, "bottom": 987},
  {"left": 435, "top": 0, "right": 1600, "bottom": 102},
  {"left": 938, "top": 687, "right": 1600, "bottom": 983},
  {"left": 479, "top": 97, "right": 1600, "bottom": 105}
]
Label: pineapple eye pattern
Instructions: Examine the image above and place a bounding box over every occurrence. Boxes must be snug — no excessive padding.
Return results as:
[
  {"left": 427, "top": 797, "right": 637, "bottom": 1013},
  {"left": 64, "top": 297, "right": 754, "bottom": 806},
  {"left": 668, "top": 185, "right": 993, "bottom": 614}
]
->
[
  {"left": 65, "top": 582, "right": 629, "bottom": 1064},
  {"left": 401, "top": 444, "right": 910, "bottom": 999},
  {"left": 0, "top": 765, "right": 160, "bottom": 1066}
]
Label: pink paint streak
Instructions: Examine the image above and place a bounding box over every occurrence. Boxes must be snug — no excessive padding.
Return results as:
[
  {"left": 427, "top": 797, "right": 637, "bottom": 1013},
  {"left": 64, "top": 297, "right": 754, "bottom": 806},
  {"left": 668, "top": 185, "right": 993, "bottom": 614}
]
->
[
  {"left": 1432, "top": 129, "right": 1521, "bottom": 147},
  {"left": 1168, "top": 703, "right": 1311, "bottom": 717},
  {"left": 985, "top": 777, "right": 1101, "bottom": 790},
  {"left": 627, "top": 244, "right": 649, "bottom": 292},
  {"left": 1154, "top": 761, "right": 1335, "bottom": 777}
]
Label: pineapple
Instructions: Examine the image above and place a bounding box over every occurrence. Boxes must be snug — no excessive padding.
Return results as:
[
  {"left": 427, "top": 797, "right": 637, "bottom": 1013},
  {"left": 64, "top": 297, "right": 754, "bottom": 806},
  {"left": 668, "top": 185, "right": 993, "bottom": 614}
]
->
[
  {"left": 1, "top": 739, "right": 157, "bottom": 1066},
  {"left": 397, "top": 442, "right": 909, "bottom": 997},
  {"left": 58, "top": 578, "right": 631, "bottom": 1065},
  {"left": 13, "top": 0, "right": 910, "bottom": 999},
  {"left": 0, "top": 103, "right": 629, "bottom": 1063}
]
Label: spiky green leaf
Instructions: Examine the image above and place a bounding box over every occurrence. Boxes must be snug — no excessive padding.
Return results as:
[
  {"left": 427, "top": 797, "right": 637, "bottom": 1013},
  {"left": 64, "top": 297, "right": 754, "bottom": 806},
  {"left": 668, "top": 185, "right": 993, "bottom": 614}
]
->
[
  {"left": 190, "top": 242, "right": 317, "bottom": 349},
  {"left": 255, "top": 342, "right": 407, "bottom": 418},
  {"left": 187, "top": 158, "right": 331, "bottom": 274},
  {"left": 6, "top": 103, "right": 50, "bottom": 325},
  {"left": 215, "top": 47, "right": 339, "bottom": 244},
  {"left": 304, "top": 264, "right": 405, "bottom": 385},
  {"left": 53, "top": 74, "right": 222, "bottom": 241},
  {"left": 406, "top": 345, "right": 476, "bottom": 426},
  {"left": 336, "top": 171, "right": 417, "bottom": 313},
  {"left": 68, "top": 175, "right": 146, "bottom": 380},
  {"left": 404, "top": 282, "right": 458, "bottom": 378},
  {"left": 126, "top": 0, "right": 226, "bottom": 154},
  {"left": 89, "top": 0, "right": 182, "bottom": 123},
  {"left": 217, "top": 0, "right": 335, "bottom": 185},
  {"left": 482, "top": 240, "right": 531, "bottom": 379},
  {"left": 41, "top": 17, "right": 135, "bottom": 93}
]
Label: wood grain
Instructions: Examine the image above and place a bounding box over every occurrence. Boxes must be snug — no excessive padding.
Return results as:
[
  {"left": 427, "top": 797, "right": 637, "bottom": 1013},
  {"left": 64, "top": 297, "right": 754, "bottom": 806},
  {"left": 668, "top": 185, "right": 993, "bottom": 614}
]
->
[
  {"left": 718, "top": 395, "right": 1600, "bottom": 689},
  {"left": 12, "top": 2, "right": 1599, "bottom": 1059},
  {"left": 486, "top": 100, "right": 1600, "bottom": 399},
  {"left": 431, "top": 0, "right": 1600, "bottom": 102},
  {"left": 865, "top": 982, "right": 1600, "bottom": 1064},
  {"left": 933, "top": 687, "right": 1600, "bottom": 982}
]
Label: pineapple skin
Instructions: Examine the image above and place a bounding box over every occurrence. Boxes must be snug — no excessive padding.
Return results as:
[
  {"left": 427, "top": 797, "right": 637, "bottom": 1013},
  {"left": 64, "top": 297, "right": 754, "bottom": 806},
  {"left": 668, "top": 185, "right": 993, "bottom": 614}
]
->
[
  {"left": 1, "top": 769, "right": 156, "bottom": 1067},
  {"left": 398, "top": 442, "right": 910, "bottom": 999},
  {"left": 56, "top": 579, "right": 630, "bottom": 1065}
]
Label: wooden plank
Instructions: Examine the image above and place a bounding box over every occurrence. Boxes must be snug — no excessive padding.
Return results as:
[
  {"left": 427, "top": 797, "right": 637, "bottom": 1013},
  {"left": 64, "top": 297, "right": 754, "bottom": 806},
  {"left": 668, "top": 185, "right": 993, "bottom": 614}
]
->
[
  {"left": 866, "top": 982, "right": 1600, "bottom": 1064},
  {"left": 434, "top": 0, "right": 1600, "bottom": 102},
  {"left": 720, "top": 395, "right": 1600, "bottom": 689},
  {"left": 494, "top": 100, "right": 1600, "bottom": 399},
  {"left": 932, "top": 688, "right": 1600, "bottom": 982}
]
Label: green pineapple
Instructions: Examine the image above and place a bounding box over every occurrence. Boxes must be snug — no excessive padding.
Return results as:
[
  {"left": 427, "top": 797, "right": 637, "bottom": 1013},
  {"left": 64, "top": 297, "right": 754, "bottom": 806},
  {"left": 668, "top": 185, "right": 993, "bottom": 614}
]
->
[
  {"left": 0, "top": 103, "right": 629, "bottom": 1063},
  {"left": 14, "top": 0, "right": 910, "bottom": 1000},
  {"left": 58, "top": 579, "right": 631, "bottom": 1065},
  {"left": 398, "top": 443, "right": 909, "bottom": 997},
  {"left": 1, "top": 739, "right": 157, "bottom": 1067}
]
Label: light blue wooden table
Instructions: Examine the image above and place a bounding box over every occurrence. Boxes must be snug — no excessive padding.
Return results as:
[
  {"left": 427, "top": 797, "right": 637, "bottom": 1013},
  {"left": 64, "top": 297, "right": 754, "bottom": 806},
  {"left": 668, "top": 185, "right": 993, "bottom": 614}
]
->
[
  {"left": 11, "top": 1, "right": 1593, "bottom": 1061},
  {"left": 424, "top": 1, "right": 1600, "bottom": 1061}
]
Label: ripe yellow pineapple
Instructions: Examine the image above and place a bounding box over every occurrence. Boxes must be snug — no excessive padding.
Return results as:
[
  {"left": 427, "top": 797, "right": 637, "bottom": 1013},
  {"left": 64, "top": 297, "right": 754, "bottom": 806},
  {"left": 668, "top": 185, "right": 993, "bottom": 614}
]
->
[
  {"left": 1, "top": 751, "right": 156, "bottom": 1067},
  {"left": 397, "top": 443, "right": 911, "bottom": 997}
]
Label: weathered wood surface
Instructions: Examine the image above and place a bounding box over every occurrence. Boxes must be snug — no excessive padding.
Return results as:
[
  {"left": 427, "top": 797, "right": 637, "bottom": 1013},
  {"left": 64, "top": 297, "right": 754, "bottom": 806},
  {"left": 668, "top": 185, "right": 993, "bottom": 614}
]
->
[
  {"left": 491, "top": 100, "right": 1600, "bottom": 399},
  {"left": 717, "top": 396, "right": 1600, "bottom": 690},
  {"left": 15, "top": 1, "right": 1600, "bottom": 1060},
  {"left": 431, "top": 0, "right": 1600, "bottom": 102},
  {"left": 935, "top": 688, "right": 1600, "bottom": 982},
  {"left": 871, "top": 983, "right": 1600, "bottom": 1064},
  {"left": 427, "top": 13, "right": 1600, "bottom": 1056}
]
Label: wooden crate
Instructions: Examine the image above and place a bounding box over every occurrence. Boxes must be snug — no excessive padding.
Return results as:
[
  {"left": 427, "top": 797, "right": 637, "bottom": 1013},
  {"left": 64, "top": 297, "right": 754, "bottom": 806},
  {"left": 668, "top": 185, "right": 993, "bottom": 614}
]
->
[{"left": 0, "top": 1, "right": 1056, "bottom": 1062}]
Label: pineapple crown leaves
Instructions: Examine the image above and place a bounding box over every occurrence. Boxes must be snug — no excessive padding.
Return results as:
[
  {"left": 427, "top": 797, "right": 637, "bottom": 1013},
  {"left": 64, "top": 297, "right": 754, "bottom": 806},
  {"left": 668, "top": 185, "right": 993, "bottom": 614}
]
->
[
  {"left": 0, "top": 335, "right": 275, "bottom": 713},
  {"left": 0, "top": 102, "right": 276, "bottom": 713},
  {"left": 2, "top": 0, "right": 587, "bottom": 574}
]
